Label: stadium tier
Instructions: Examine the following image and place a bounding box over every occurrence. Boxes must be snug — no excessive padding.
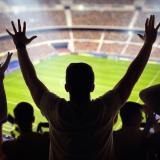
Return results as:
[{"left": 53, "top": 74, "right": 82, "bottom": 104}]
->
[
  {"left": 100, "top": 43, "right": 126, "bottom": 55},
  {"left": 73, "top": 0, "right": 134, "bottom": 5},
  {"left": 74, "top": 41, "right": 99, "bottom": 52},
  {"left": 0, "top": 11, "right": 66, "bottom": 33},
  {"left": 73, "top": 31, "right": 101, "bottom": 39},
  {"left": 104, "top": 32, "right": 129, "bottom": 41},
  {"left": 4, "top": 0, "right": 60, "bottom": 5},
  {"left": 72, "top": 11, "right": 133, "bottom": 27}
]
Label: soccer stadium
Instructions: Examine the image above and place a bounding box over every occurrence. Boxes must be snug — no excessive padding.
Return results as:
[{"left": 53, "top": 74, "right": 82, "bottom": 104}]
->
[{"left": 0, "top": 0, "right": 160, "bottom": 158}]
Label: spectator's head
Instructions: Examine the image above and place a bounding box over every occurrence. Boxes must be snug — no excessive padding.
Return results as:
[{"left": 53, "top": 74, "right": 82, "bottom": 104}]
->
[
  {"left": 65, "top": 63, "right": 95, "bottom": 95},
  {"left": 14, "top": 102, "right": 34, "bottom": 133},
  {"left": 120, "top": 102, "right": 143, "bottom": 127}
]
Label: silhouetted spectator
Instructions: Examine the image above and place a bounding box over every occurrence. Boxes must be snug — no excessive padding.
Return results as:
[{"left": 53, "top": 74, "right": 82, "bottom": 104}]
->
[
  {"left": 0, "top": 53, "right": 12, "bottom": 160},
  {"left": 6, "top": 15, "right": 160, "bottom": 160},
  {"left": 113, "top": 102, "right": 148, "bottom": 160},
  {"left": 2, "top": 102, "right": 49, "bottom": 160},
  {"left": 140, "top": 84, "right": 160, "bottom": 115},
  {"left": 140, "top": 85, "right": 160, "bottom": 160}
]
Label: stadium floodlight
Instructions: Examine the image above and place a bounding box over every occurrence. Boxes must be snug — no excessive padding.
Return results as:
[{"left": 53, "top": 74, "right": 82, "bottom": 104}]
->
[
  {"left": 78, "top": 5, "right": 84, "bottom": 11},
  {"left": 128, "top": 31, "right": 133, "bottom": 36}
]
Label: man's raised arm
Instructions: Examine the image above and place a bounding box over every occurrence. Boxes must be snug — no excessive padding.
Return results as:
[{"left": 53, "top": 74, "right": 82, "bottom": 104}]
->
[
  {"left": 113, "top": 15, "right": 160, "bottom": 105},
  {"left": 0, "top": 52, "right": 12, "bottom": 123},
  {"left": 6, "top": 20, "right": 52, "bottom": 107}
]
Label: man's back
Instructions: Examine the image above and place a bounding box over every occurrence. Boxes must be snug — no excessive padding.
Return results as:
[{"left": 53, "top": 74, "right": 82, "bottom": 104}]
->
[
  {"left": 114, "top": 128, "right": 148, "bottom": 160},
  {"left": 40, "top": 91, "right": 120, "bottom": 160}
]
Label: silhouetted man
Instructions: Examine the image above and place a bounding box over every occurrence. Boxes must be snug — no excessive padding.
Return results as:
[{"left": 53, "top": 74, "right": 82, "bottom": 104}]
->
[
  {"left": 140, "top": 85, "right": 160, "bottom": 160},
  {"left": 114, "top": 102, "right": 148, "bottom": 160},
  {"left": 0, "top": 53, "right": 12, "bottom": 144},
  {"left": 0, "top": 53, "right": 12, "bottom": 160},
  {"left": 6, "top": 15, "right": 160, "bottom": 160},
  {"left": 2, "top": 102, "right": 49, "bottom": 160}
]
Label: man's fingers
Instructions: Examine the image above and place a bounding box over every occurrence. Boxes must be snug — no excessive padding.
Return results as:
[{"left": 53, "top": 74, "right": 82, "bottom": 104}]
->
[
  {"left": 152, "top": 15, "right": 155, "bottom": 28},
  {"left": 145, "top": 18, "right": 149, "bottom": 32},
  {"left": 28, "top": 36, "right": 37, "bottom": 42},
  {"left": 1, "top": 52, "right": 13, "bottom": 72},
  {"left": 156, "top": 22, "right": 160, "bottom": 30},
  {"left": 7, "top": 52, "right": 13, "bottom": 58},
  {"left": 23, "top": 21, "right": 26, "bottom": 33},
  {"left": 137, "top": 34, "right": 144, "bottom": 40},
  {"left": 150, "top": 15, "right": 155, "bottom": 28},
  {"left": 6, "top": 29, "right": 13, "bottom": 36},
  {"left": 18, "top": 19, "right": 21, "bottom": 32},
  {"left": 11, "top": 21, "right": 17, "bottom": 33}
]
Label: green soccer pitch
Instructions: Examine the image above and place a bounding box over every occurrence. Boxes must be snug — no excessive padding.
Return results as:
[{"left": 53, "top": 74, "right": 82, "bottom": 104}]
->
[{"left": 3, "top": 54, "right": 160, "bottom": 133}]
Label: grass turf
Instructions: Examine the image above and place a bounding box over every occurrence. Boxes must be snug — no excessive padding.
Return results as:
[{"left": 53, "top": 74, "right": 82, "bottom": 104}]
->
[{"left": 3, "top": 54, "right": 160, "bottom": 132}]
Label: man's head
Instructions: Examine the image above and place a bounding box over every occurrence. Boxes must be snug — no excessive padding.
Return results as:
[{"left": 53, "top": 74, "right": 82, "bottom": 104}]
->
[
  {"left": 120, "top": 102, "right": 143, "bottom": 127},
  {"left": 65, "top": 63, "right": 95, "bottom": 94},
  {"left": 14, "top": 102, "right": 34, "bottom": 132}
]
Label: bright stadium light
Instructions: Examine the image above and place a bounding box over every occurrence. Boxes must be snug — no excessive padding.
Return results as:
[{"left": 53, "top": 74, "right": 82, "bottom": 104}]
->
[
  {"left": 79, "top": 5, "right": 84, "bottom": 10},
  {"left": 128, "top": 31, "right": 133, "bottom": 36}
]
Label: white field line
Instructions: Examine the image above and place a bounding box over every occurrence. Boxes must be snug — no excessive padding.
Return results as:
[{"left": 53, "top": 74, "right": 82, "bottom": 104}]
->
[{"left": 7, "top": 100, "right": 17, "bottom": 105}]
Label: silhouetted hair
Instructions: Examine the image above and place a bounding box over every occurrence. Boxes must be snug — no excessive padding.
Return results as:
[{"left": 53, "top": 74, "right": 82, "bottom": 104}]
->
[
  {"left": 14, "top": 102, "right": 34, "bottom": 125},
  {"left": 120, "top": 102, "right": 142, "bottom": 126},
  {"left": 66, "top": 63, "right": 94, "bottom": 92}
]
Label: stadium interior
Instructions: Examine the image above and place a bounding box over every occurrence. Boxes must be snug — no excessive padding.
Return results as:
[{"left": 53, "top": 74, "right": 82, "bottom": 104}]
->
[{"left": 1, "top": 0, "right": 160, "bottom": 138}]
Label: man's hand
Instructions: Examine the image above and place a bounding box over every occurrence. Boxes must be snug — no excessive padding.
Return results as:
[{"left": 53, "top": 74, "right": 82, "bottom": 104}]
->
[
  {"left": 6, "top": 19, "right": 37, "bottom": 49},
  {"left": 0, "top": 52, "right": 13, "bottom": 81},
  {"left": 137, "top": 15, "right": 160, "bottom": 44}
]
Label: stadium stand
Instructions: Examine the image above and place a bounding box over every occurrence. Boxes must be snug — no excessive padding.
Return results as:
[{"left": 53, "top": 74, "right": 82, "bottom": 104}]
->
[
  {"left": 27, "top": 44, "right": 55, "bottom": 61},
  {"left": 0, "top": 39, "right": 14, "bottom": 52},
  {"left": 0, "top": 11, "right": 66, "bottom": 33},
  {"left": 4, "top": 0, "right": 60, "bottom": 5},
  {"left": 30, "top": 31, "right": 70, "bottom": 44},
  {"left": 100, "top": 43, "right": 125, "bottom": 55},
  {"left": 152, "top": 47, "right": 160, "bottom": 59},
  {"left": 73, "top": 0, "right": 134, "bottom": 5},
  {"left": 104, "top": 32, "right": 129, "bottom": 41},
  {"left": 131, "top": 34, "right": 143, "bottom": 43},
  {"left": 72, "top": 11, "right": 134, "bottom": 27},
  {"left": 124, "top": 44, "right": 142, "bottom": 57},
  {"left": 11, "top": 11, "right": 66, "bottom": 28},
  {"left": 74, "top": 41, "right": 99, "bottom": 52},
  {"left": 73, "top": 31, "right": 101, "bottom": 39}
]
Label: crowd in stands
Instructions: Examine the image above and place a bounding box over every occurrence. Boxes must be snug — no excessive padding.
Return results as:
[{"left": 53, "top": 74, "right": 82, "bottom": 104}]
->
[
  {"left": 72, "top": 11, "right": 133, "bottom": 27},
  {"left": 124, "top": 44, "right": 142, "bottom": 57},
  {"left": 0, "top": 2, "right": 160, "bottom": 61},
  {"left": 0, "top": 13, "right": 160, "bottom": 160},
  {"left": 3, "top": 0, "right": 60, "bottom": 5},
  {"left": 0, "top": 11, "right": 66, "bottom": 33},
  {"left": 104, "top": 32, "right": 129, "bottom": 42},
  {"left": 74, "top": 41, "right": 99, "bottom": 52},
  {"left": 100, "top": 43, "right": 125, "bottom": 55},
  {"left": 73, "top": 31, "right": 101, "bottom": 40},
  {"left": 73, "top": 0, "right": 134, "bottom": 5}
]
